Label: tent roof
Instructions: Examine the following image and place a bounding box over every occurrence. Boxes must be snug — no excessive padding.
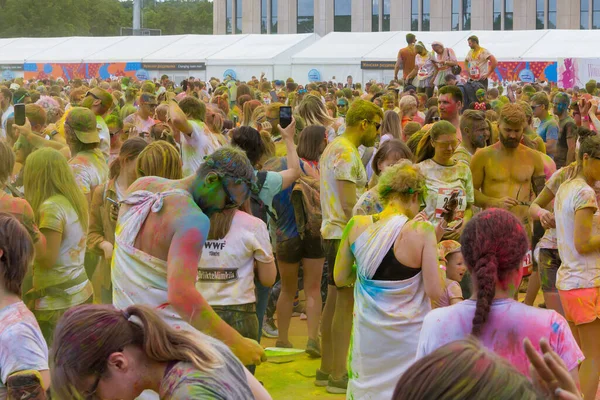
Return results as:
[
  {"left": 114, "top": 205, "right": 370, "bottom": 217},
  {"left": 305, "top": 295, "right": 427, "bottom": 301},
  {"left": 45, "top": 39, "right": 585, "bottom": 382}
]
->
[
  {"left": 523, "top": 30, "right": 600, "bottom": 60},
  {"left": 292, "top": 31, "right": 397, "bottom": 64},
  {"left": 142, "top": 34, "right": 247, "bottom": 63},
  {"left": 0, "top": 37, "right": 72, "bottom": 64},
  {"left": 207, "top": 33, "right": 319, "bottom": 65},
  {"left": 85, "top": 35, "right": 188, "bottom": 62},
  {"left": 26, "top": 36, "right": 128, "bottom": 63}
]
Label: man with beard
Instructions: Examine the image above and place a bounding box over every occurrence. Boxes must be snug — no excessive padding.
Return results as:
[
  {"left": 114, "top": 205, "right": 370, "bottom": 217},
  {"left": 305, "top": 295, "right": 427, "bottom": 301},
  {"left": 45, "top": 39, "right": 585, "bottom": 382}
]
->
[
  {"left": 438, "top": 85, "right": 463, "bottom": 140},
  {"left": 470, "top": 103, "right": 545, "bottom": 279},
  {"left": 454, "top": 110, "right": 489, "bottom": 166}
]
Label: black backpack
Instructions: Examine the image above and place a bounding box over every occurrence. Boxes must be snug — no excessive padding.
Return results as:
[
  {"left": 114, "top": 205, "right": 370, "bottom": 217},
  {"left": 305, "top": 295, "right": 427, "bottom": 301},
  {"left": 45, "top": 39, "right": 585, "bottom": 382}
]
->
[
  {"left": 458, "top": 80, "right": 485, "bottom": 112},
  {"left": 250, "top": 171, "right": 278, "bottom": 226}
]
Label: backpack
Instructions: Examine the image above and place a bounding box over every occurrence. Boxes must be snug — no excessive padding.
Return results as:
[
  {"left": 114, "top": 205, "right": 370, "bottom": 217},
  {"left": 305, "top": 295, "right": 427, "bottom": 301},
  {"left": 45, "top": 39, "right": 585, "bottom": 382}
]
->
[
  {"left": 291, "top": 174, "right": 322, "bottom": 240},
  {"left": 250, "top": 171, "right": 277, "bottom": 226},
  {"left": 458, "top": 80, "right": 485, "bottom": 112}
]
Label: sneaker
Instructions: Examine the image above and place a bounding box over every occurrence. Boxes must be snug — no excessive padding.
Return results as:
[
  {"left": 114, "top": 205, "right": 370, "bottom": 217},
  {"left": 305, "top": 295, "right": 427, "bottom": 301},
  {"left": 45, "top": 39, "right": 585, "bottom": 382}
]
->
[
  {"left": 326, "top": 374, "right": 348, "bottom": 394},
  {"left": 262, "top": 318, "right": 279, "bottom": 338},
  {"left": 275, "top": 340, "right": 294, "bottom": 348},
  {"left": 292, "top": 302, "right": 304, "bottom": 317},
  {"left": 314, "top": 369, "right": 329, "bottom": 387},
  {"left": 306, "top": 338, "right": 321, "bottom": 358}
]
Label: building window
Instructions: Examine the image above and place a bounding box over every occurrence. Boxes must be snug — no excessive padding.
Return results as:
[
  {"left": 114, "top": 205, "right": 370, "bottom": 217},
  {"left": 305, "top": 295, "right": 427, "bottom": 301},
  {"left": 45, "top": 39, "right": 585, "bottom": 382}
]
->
[
  {"left": 594, "top": 0, "right": 600, "bottom": 29},
  {"left": 463, "top": 0, "right": 471, "bottom": 30},
  {"left": 411, "top": 0, "right": 419, "bottom": 31},
  {"left": 536, "top": 0, "right": 545, "bottom": 29},
  {"left": 493, "top": 0, "right": 501, "bottom": 30},
  {"left": 505, "top": 0, "right": 513, "bottom": 30},
  {"left": 261, "top": 0, "right": 268, "bottom": 34},
  {"left": 451, "top": 0, "right": 459, "bottom": 30},
  {"left": 372, "top": 0, "right": 379, "bottom": 32},
  {"left": 334, "top": 0, "right": 351, "bottom": 32},
  {"left": 235, "top": 0, "right": 242, "bottom": 33},
  {"left": 297, "top": 0, "right": 314, "bottom": 33},
  {"left": 582, "top": 0, "right": 590, "bottom": 29},
  {"left": 226, "top": 0, "right": 232, "bottom": 34},
  {"left": 383, "top": 0, "right": 391, "bottom": 31},
  {"left": 271, "top": 0, "right": 278, "bottom": 33},
  {"left": 548, "top": 0, "right": 556, "bottom": 29},
  {"left": 422, "top": 0, "right": 430, "bottom": 31}
]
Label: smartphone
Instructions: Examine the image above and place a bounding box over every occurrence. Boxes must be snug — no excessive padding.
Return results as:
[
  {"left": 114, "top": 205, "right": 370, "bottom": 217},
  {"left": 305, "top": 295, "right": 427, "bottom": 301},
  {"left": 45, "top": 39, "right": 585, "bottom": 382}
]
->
[
  {"left": 279, "top": 106, "right": 292, "bottom": 129},
  {"left": 14, "top": 104, "right": 25, "bottom": 126}
]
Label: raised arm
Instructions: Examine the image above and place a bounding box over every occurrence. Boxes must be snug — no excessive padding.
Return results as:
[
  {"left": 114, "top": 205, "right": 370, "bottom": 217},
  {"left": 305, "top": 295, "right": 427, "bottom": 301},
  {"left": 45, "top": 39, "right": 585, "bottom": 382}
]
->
[
  {"left": 278, "top": 118, "right": 301, "bottom": 190},
  {"left": 168, "top": 99, "right": 193, "bottom": 136}
]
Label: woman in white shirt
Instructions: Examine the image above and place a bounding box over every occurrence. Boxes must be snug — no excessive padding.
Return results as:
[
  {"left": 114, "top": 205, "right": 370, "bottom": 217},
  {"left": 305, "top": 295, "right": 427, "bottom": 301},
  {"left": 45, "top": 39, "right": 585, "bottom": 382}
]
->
[
  {"left": 196, "top": 204, "right": 276, "bottom": 372},
  {"left": 554, "top": 135, "right": 600, "bottom": 400},
  {"left": 416, "top": 120, "right": 474, "bottom": 240}
]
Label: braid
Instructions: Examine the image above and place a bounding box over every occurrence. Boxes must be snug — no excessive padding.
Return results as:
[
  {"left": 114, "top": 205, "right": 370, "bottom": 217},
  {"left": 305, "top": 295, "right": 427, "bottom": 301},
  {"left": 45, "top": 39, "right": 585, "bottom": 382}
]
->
[{"left": 471, "top": 254, "right": 498, "bottom": 336}]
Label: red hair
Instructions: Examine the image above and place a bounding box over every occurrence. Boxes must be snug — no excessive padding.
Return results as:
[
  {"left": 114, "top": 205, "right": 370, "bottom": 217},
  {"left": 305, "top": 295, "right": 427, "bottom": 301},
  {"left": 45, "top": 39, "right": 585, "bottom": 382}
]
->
[{"left": 460, "top": 209, "right": 529, "bottom": 336}]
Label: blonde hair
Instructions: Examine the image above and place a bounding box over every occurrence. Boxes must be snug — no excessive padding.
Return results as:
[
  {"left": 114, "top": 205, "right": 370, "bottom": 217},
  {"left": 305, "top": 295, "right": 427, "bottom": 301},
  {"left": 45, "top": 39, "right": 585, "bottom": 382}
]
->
[
  {"left": 24, "top": 148, "right": 89, "bottom": 230},
  {"left": 0, "top": 141, "right": 15, "bottom": 186},
  {"left": 382, "top": 110, "right": 402, "bottom": 140},
  {"left": 137, "top": 141, "right": 183, "bottom": 180},
  {"left": 51, "top": 304, "right": 224, "bottom": 400},
  {"left": 377, "top": 160, "right": 427, "bottom": 204},
  {"left": 298, "top": 94, "right": 335, "bottom": 128},
  {"left": 499, "top": 103, "right": 527, "bottom": 127}
]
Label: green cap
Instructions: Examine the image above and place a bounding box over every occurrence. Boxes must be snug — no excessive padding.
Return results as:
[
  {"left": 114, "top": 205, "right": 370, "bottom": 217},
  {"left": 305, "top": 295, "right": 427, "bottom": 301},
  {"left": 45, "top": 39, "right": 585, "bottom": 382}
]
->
[{"left": 66, "top": 107, "right": 100, "bottom": 144}]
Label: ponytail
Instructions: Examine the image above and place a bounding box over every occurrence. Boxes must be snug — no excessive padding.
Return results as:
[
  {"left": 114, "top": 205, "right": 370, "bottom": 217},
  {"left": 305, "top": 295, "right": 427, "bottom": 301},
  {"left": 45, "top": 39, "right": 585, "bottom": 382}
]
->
[
  {"left": 125, "top": 305, "right": 223, "bottom": 371},
  {"left": 471, "top": 254, "right": 498, "bottom": 336},
  {"left": 415, "top": 128, "right": 435, "bottom": 163}
]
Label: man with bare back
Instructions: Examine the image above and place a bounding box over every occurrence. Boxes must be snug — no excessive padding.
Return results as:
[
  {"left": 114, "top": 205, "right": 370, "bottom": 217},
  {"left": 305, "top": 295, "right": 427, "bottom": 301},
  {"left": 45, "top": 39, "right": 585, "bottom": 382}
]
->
[
  {"left": 111, "top": 146, "right": 266, "bottom": 367},
  {"left": 470, "top": 103, "right": 546, "bottom": 279}
]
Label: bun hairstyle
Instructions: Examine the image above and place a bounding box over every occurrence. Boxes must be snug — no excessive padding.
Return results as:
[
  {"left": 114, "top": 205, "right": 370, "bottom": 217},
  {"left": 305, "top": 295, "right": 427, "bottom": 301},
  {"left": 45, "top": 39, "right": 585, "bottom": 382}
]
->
[
  {"left": 460, "top": 209, "right": 529, "bottom": 336},
  {"left": 377, "top": 160, "right": 426, "bottom": 204}
]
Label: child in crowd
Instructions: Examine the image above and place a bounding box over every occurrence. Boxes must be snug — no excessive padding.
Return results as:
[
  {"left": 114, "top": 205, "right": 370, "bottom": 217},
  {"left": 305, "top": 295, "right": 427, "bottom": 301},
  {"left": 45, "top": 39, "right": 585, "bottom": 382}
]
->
[{"left": 436, "top": 240, "right": 465, "bottom": 307}]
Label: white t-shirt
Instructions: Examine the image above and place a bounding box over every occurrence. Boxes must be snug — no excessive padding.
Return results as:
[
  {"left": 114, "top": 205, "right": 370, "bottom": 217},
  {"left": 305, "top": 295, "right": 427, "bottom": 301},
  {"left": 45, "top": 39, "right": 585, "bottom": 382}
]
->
[
  {"left": 417, "top": 159, "right": 475, "bottom": 224},
  {"left": 0, "top": 105, "right": 13, "bottom": 141},
  {"left": 124, "top": 113, "right": 155, "bottom": 135},
  {"left": 96, "top": 116, "right": 111, "bottom": 162},
  {"left": 466, "top": 47, "right": 493, "bottom": 81},
  {"left": 69, "top": 149, "right": 109, "bottom": 197},
  {"left": 555, "top": 177, "right": 600, "bottom": 290},
  {"left": 0, "top": 302, "right": 48, "bottom": 400},
  {"left": 34, "top": 195, "right": 93, "bottom": 311},
  {"left": 196, "top": 211, "right": 274, "bottom": 306},
  {"left": 320, "top": 136, "right": 367, "bottom": 240},
  {"left": 417, "top": 299, "right": 583, "bottom": 377},
  {"left": 181, "top": 120, "right": 222, "bottom": 177}
]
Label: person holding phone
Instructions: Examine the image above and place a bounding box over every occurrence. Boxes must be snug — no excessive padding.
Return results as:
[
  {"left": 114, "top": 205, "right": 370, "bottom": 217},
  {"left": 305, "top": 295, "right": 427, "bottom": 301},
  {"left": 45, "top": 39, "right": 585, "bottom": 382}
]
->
[{"left": 87, "top": 138, "right": 148, "bottom": 304}]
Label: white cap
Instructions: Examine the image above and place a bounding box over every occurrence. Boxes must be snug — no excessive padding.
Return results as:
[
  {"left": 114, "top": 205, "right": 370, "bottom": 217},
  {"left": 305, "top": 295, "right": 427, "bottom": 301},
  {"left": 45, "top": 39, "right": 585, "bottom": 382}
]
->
[{"left": 9, "top": 83, "right": 20, "bottom": 90}]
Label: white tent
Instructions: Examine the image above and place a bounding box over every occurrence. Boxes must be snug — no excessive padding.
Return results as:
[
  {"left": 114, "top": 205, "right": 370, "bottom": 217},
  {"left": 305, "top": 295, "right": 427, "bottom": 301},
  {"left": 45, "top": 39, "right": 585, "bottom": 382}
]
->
[
  {"left": 524, "top": 30, "right": 600, "bottom": 61},
  {"left": 206, "top": 33, "right": 320, "bottom": 82},
  {"left": 28, "top": 36, "right": 128, "bottom": 63},
  {"left": 452, "top": 30, "right": 550, "bottom": 61},
  {"left": 0, "top": 37, "right": 71, "bottom": 64},
  {"left": 142, "top": 34, "right": 248, "bottom": 81},
  {"left": 291, "top": 31, "right": 397, "bottom": 84}
]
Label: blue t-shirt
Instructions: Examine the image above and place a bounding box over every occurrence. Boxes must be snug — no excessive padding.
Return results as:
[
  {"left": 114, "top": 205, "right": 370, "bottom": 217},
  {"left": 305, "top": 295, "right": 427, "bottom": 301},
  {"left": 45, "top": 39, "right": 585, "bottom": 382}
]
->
[
  {"left": 537, "top": 116, "right": 559, "bottom": 143},
  {"left": 263, "top": 157, "right": 307, "bottom": 243}
]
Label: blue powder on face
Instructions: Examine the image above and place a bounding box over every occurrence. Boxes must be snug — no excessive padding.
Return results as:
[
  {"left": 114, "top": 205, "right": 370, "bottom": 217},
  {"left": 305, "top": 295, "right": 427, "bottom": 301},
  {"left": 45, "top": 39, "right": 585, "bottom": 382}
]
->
[{"left": 551, "top": 322, "right": 560, "bottom": 333}]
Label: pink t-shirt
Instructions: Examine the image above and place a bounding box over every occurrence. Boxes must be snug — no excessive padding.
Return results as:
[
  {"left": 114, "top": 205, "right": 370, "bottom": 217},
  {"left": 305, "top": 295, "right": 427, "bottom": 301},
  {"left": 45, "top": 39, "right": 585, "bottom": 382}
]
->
[{"left": 416, "top": 298, "right": 583, "bottom": 376}]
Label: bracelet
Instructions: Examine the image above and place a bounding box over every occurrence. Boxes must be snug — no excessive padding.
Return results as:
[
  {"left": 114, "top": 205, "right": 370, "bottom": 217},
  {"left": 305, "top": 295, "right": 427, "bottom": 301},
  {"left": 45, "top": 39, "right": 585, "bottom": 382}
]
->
[{"left": 583, "top": 116, "right": 590, "bottom": 121}]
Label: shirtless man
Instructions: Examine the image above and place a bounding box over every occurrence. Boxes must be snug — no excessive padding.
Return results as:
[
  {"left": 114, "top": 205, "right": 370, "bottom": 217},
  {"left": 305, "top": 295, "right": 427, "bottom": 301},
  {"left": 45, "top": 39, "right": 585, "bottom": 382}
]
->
[
  {"left": 111, "top": 146, "right": 266, "bottom": 367},
  {"left": 470, "top": 103, "right": 546, "bottom": 281}
]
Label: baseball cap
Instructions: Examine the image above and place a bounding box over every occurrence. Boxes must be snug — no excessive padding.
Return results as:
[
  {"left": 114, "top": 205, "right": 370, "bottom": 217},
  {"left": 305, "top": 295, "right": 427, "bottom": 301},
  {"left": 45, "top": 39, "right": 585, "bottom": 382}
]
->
[
  {"left": 65, "top": 107, "right": 100, "bottom": 144},
  {"left": 437, "top": 240, "right": 462, "bottom": 264},
  {"left": 9, "top": 83, "right": 20, "bottom": 91},
  {"left": 86, "top": 87, "right": 113, "bottom": 109}
]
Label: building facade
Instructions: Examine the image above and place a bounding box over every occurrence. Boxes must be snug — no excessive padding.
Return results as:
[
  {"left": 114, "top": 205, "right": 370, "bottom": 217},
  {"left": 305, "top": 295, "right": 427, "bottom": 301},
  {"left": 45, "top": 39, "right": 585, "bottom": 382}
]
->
[{"left": 213, "top": 0, "right": 598, "bottom": 35}]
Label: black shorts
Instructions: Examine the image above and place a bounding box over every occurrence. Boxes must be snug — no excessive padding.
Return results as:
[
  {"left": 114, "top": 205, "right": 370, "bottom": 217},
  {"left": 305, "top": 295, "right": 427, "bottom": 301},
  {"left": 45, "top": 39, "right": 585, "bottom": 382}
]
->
[
  {"left": 322, "top": 239, "right": 341, "bottom": 287},
  {"left": 539, "top": 248, "right": 561, "bottom": 293},
  {"left": 276, "top": 235, "right": 324, "bottom": 264}
]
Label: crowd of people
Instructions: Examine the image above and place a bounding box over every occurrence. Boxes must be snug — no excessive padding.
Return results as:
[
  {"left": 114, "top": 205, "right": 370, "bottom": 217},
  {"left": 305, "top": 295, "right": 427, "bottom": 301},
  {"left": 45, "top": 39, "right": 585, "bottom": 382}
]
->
[{"left": 0, "top": 32, "right": 598, "bottom": 399}]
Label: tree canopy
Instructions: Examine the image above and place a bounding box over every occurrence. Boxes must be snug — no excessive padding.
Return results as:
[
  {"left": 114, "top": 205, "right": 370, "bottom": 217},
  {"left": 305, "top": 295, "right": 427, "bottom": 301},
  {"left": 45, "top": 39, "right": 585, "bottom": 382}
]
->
[{"left": 0, "top": 0, "right": 213, "bottom": 37}]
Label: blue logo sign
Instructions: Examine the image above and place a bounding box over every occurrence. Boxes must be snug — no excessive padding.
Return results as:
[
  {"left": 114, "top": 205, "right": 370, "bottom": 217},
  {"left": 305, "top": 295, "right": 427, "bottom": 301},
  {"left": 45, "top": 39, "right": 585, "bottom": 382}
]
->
[
  {"left": 308, "top": 69, "right": 321, "bottom": 82},
  {"left": 223, "top": 69, "right": 237, "bottom": 80},
  {"left": 1, "top": 70, "right": 15, "bottom": 80},
  {"left": 135, "top": 68, "right": 150, "bottom": 81},
  {"left": 519, "top": 69, "right": 535, "bottom": 83}
]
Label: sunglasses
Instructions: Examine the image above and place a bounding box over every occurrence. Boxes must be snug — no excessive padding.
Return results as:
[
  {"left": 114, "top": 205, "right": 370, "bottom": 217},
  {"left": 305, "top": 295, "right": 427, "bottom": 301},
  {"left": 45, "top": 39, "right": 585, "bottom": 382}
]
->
[
  {"left": 85, "top": 91, "right": 100, "bottom": 100},
  {"left": 432, "top": 116, "right": 440, "bottom": 121},
  {"left": 366, "top": 120, "right": 381, "bottom": 131}
]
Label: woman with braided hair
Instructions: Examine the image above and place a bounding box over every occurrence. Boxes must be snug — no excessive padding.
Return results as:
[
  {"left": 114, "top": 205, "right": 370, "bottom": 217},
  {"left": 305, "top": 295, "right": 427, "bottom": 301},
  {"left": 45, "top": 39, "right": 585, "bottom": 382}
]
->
[{"left": 417, "top": 209, "right": 582, "bottom": 381}]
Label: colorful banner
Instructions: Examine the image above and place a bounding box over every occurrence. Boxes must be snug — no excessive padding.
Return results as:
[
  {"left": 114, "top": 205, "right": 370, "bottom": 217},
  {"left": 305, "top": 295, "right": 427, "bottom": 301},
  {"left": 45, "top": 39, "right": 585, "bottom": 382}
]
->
[
  {"left": 22, "top": 62, "right": 143, "bottom": 81},
  {"left": 557, "top": 58, "right": 600, "bottom": 89}
]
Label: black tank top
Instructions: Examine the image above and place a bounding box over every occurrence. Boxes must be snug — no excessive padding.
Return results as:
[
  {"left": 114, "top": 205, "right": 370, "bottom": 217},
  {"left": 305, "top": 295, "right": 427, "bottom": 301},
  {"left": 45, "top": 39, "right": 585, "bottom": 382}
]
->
[{"left": 372, "top": 245, "right": 421, "bottom": 281}]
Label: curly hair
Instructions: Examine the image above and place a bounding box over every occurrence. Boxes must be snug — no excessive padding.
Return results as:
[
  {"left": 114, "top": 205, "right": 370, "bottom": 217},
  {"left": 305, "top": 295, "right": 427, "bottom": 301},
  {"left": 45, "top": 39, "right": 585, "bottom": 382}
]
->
[
  {"left": 460, "top": 209, "right": 529, "bottom": 336},
  {"left": 499, "top": 103, "right": 527, "bottom": 128},
  {"left": 377, "top": 160, "right": 426, "bottom": 204}
]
